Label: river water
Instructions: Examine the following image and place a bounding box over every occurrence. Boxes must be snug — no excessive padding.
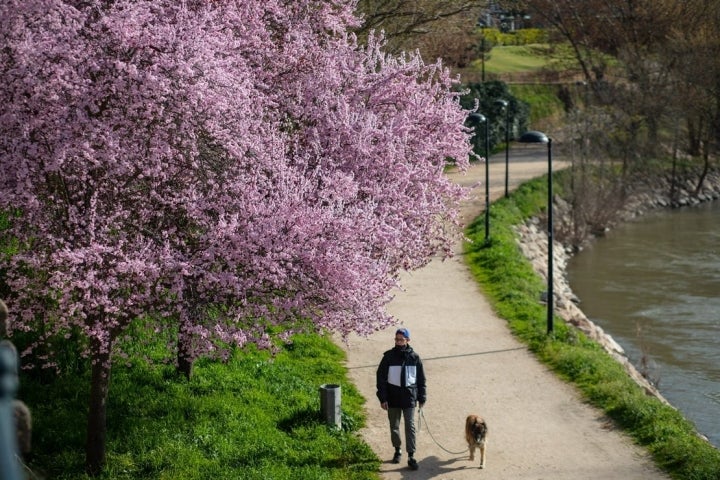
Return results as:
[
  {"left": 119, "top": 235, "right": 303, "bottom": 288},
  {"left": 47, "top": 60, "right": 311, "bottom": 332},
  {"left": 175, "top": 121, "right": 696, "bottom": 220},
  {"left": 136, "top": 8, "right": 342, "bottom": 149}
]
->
[{"left": 567, "top": 200, "right": 720, "bottom": 448}]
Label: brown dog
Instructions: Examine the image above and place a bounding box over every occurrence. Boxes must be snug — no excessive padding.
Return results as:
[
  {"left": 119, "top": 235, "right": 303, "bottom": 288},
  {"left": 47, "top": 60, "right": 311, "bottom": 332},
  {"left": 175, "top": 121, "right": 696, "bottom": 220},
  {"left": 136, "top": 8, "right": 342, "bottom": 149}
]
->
[{"left": 465, "top": 414, "right": 488, "bottom": 468}]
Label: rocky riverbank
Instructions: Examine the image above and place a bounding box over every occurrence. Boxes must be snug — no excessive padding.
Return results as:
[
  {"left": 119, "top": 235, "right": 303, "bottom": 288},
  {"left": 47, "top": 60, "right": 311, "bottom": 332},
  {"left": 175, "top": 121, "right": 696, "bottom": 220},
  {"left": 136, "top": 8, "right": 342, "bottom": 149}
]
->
[{"left": 514, "top": 167, "right": 720, "bottom": 405}]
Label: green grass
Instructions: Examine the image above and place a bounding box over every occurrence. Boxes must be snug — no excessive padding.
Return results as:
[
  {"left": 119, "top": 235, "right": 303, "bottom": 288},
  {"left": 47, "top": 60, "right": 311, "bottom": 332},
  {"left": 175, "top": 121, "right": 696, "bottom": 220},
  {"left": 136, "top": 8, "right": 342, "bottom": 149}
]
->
[
  {"left": 509, "top": 83, "right": 566, "bottom": 124},
  {"left": 479, "top": 44, "right": 552, "bottom": 73},
  {"left": 20, "top": 333, "right": 380, "bottom": 480},
  {"left": 477, "top": 42, "right": 598, "bottom": 76},
  {"left": 463, "top": 171, "right": 720, "bottom": 480}
]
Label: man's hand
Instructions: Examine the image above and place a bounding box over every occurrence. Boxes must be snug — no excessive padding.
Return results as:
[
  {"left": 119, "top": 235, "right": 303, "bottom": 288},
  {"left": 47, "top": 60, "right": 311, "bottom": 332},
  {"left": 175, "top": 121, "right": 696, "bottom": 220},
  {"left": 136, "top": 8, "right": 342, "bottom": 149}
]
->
[
  {"left": 418, "top": 402, "right": 425, "bottom": 409},
  {"left": 381, "top": 401, "right": 388, "bottom": 410}
]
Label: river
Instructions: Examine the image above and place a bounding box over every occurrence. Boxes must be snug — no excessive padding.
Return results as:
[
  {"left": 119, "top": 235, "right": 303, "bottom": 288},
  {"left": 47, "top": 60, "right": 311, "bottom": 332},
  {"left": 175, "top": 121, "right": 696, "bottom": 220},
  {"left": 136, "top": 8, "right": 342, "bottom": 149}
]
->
[{"left": 567, "top": 200, "right": 720, "bottom": 448}]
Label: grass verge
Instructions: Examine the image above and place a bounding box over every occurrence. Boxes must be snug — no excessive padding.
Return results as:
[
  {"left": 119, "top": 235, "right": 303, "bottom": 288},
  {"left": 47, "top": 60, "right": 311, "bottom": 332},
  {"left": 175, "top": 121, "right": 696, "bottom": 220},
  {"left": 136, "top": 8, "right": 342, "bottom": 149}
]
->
[
  {"left": 509, "top": 83, "right": 565, "bottom": 124},
  {"left": 19, "top": 333, "right": 380, "bottom": 480},
  {"left": 463, "top": 172, "right": 720, "bottom": 480}
]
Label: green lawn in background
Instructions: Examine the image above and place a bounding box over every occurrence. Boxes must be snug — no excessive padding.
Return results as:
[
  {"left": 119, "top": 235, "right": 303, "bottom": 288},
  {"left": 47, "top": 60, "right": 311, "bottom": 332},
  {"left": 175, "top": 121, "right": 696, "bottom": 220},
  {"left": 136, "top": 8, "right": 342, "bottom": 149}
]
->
[{"left": 477, "top": 45, "right": 551, "bottom": 73}]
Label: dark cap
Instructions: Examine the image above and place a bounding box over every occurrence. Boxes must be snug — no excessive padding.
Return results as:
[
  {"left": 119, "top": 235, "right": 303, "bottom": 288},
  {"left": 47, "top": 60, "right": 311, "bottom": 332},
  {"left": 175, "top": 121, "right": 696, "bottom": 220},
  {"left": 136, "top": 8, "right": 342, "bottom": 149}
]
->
[{"left": 395, "top": 328, "right": 410, "bottom": 339}]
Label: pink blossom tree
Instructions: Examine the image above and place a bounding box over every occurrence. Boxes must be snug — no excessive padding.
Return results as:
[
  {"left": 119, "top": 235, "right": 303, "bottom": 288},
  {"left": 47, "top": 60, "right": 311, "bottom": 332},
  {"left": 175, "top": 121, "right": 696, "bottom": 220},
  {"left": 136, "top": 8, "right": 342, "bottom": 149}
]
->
[{"left": 0, "top": 0, "right": 470, "bottom": 474}]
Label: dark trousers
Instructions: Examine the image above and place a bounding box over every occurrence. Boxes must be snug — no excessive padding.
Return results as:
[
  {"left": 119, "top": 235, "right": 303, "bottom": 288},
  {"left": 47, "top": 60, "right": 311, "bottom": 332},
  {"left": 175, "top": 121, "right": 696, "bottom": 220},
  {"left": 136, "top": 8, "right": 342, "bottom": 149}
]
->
[{"left": 387, "top": 406, "right": 416, "bottom": 455}]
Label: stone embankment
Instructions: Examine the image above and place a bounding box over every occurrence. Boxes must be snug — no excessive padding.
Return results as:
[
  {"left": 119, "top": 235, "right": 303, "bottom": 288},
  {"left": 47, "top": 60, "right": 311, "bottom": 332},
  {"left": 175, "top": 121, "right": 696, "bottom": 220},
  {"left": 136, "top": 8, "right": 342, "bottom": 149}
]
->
[{"left": 515, "top": 167, "right": 720, "bottom": 404}]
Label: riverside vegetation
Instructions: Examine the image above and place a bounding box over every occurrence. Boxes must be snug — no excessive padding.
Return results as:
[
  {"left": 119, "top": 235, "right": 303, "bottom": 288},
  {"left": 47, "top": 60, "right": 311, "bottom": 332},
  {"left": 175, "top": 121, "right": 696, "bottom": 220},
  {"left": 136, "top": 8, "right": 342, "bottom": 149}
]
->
[{"left": 463, "top": 169, "right": 720, "bottom": 480}]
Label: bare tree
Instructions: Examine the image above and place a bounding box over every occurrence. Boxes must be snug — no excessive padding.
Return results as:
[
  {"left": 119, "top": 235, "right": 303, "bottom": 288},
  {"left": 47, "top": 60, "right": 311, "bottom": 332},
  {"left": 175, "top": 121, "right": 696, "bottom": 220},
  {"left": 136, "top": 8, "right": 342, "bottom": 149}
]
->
[
  {"left": 506, "top": 0, "right": 719, "bottom": 175},
  {"left": 662, "top": 0, "right": 720, "bottom": 189},
  {"left": 353, "top": 0, "right": 484, "bottom": 60}
]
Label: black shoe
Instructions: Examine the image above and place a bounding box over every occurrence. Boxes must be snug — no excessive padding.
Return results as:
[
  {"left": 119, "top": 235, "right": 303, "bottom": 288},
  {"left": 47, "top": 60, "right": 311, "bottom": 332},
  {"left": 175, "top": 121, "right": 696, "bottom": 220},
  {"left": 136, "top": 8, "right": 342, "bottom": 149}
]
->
[
  {"left": 392, "top": 451, "right": 402, "bottom": 464},
  {"left": 408, "top": 457, "right": 419, "bottom": 470}
]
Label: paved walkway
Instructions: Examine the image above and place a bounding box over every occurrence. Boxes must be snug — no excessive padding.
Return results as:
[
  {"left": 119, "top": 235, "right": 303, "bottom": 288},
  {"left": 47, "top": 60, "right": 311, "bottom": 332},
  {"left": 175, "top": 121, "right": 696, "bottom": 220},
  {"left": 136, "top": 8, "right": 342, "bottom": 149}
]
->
[{"left": 342, "top": 151, "right": 670, "bottom": 479}]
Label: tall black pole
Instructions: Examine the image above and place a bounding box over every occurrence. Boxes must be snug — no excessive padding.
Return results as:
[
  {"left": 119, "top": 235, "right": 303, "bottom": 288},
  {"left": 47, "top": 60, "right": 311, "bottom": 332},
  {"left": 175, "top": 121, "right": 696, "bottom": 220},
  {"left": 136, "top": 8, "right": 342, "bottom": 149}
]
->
[
  {"left": 494, "top": 99, "right": 509, "bottom": 198},
  {"left": 484, "top": 117, "right": 490, "bottom": 242},
  {"left": 467, "top": 111, "right": 489, "bottom": 240},
  {"left": 481, "top": 36, "right": 486, "bottom": 82},
  {"left": 518, "top": 130, "right": 552, "bottom": 334},
  {"left": 504, "top": 108, "right": 510, "bottom": 197},
  {"left": 546, "top": 138, "right": 554, "bottom": 335}
]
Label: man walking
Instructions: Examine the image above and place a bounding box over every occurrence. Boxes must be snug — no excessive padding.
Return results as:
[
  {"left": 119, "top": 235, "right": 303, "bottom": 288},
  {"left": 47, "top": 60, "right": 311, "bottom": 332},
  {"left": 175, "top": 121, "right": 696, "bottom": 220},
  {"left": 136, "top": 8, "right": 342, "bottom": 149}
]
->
[{"left": 376, "top": 327, "right": 426, "bottom": 470}]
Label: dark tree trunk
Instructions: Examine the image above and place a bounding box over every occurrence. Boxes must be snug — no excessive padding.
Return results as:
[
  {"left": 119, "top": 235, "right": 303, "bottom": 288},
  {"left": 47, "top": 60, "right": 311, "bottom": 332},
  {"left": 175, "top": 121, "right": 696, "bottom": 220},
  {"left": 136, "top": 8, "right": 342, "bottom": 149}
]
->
[
  {"left": 85, "top": 339, "right": 111, "bottom": 476},
  {"left": 177, "top": 324, "right": 194, "bottom": 380},
  {"left": 177, "top": 346, "right": 193, "bottom": 380},
  {"left": 695, "top": 146, "right": 710, "bottom": 195}
]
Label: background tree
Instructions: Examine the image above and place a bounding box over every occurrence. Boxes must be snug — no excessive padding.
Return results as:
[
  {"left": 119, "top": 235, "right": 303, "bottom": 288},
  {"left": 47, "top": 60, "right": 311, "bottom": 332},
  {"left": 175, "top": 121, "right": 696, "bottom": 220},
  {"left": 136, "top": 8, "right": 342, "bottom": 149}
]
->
[
  {"left": 413, "top": 13, "right": 486, "bottom": 70},
  {"left": 507, "top": 0, "right": 720, "bottom": 193},
  {"left": 353, "top": 0, "right": 484, "bottom": 64},
  {"left": 661, "top": 0, "right": 720, "bottom": 192},
  {"left": 494, "top": 0, "right": 678, "bottom": 245},
  {"left": 0, "top": 0, "right": 471, "bottom": 474}
]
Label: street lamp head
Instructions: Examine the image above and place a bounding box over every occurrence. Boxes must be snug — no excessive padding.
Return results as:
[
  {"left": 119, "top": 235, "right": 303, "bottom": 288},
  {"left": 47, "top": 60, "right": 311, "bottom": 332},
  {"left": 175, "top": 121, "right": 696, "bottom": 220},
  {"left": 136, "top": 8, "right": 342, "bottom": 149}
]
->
[
  {"left": 494, "top": 99, "right": 508, "bottom": 109},
  {"left": 467, "top": 112, "right": 486, "bottom": 125},
  {"left": 468, "top": 112, "right": 486, "bottom": 124},
  {"left": 518, "top": 130, "right": 549, "bottom": 144}
]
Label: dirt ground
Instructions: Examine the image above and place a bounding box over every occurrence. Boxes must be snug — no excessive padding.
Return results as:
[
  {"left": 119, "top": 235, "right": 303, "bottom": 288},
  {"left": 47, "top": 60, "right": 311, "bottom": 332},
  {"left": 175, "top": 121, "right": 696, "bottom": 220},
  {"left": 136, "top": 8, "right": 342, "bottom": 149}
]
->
[{"left": 341, "top": 151, "right": 670, "bottom": 479}]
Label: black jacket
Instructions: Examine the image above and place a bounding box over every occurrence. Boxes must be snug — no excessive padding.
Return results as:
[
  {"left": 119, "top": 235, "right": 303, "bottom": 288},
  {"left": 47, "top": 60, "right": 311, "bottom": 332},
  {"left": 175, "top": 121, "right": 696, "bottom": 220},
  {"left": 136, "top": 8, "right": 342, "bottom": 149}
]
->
[{"left": 376, "top": 345, "right": 426, "bottom": 408}]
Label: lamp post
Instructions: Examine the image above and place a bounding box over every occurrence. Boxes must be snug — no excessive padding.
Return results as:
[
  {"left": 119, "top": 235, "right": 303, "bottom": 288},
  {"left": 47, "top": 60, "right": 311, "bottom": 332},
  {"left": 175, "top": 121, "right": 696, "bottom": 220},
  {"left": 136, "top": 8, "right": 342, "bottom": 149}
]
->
[
  {"left": 518, "top": 130, "right": 554, "bottom": 335},
  {"left": 494, "top": 99, "right": 510, "bottom": 197},
  {"left": 481, "top": 36, "right": 486, "bottom": 82},
  {"left": 467, "top": 112, "right": 491, "bottom": 241},
  {"left": 467, "top": 112, "right": 484, "bottom": 155},
  {"left": 482, "top": 112, "right": 490, "bottom": 241}
]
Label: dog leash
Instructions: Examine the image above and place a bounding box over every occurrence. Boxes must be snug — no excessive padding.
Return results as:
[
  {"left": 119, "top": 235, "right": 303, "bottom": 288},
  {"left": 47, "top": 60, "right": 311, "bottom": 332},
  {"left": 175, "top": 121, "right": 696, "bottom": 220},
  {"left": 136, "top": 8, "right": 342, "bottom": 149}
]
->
[{"left": 417, "top": 407, "right": 468, "bottom": 455}]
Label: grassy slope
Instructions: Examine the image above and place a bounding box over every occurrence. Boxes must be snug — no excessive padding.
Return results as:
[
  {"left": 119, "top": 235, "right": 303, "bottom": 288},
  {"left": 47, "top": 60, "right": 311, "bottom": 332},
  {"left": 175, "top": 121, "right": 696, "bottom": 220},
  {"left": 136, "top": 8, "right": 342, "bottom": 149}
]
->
[
  {"left": 479, "top": 44, "right": 550, "bottom": 73},
  {"left": 20, "top": 332, "right": 380, "bottom": 480}
]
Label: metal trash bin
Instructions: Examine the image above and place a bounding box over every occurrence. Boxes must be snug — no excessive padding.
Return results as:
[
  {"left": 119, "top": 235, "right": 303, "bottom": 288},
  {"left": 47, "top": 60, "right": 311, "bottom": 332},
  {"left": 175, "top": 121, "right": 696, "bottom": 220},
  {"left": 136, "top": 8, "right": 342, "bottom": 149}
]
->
[{"left": 319, "top": 383, "right": 341, "bottom": 429}]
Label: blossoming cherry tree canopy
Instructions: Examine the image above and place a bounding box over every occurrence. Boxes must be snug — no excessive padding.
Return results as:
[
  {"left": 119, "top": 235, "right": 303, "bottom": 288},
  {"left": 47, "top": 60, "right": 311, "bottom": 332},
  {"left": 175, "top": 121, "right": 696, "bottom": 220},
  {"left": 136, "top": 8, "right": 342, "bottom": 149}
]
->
[{"left": 0, "top": 0, "right": 471, "bottom": 366}]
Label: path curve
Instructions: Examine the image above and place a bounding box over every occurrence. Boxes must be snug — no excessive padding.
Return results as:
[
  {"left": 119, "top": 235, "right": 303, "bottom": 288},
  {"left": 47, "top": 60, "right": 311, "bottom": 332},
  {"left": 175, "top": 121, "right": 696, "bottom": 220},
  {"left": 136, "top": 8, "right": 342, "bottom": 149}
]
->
[{"left": 342, "top": 150, "right": 670, "bottom": 479}]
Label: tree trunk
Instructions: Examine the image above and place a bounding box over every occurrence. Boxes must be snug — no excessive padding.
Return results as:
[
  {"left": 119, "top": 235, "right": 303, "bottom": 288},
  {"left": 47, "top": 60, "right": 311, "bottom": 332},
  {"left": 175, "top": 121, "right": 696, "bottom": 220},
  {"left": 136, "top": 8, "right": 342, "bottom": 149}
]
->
[
  {"left": 695, "top": 145, "right": 710, "bottom": 195},
  {"left": 177, "top": 346, "right": 193, "bottom": 380},
  {"left": 177, "top": 324, "right": 194, "bottom": 380},
  {"left": 85, "top": 339, "right": 111, "bottom": 476}
]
